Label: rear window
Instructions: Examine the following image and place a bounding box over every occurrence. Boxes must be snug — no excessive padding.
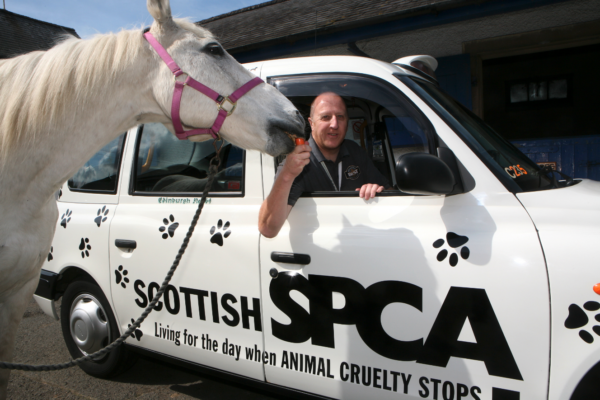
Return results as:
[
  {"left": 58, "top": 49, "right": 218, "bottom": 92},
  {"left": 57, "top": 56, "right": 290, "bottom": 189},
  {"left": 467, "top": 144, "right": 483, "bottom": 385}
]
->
[
  {"left": 68, "top": 133, "right": 126, "bottom": 193},
  {"left": 132, "top": 123, "right": 245, "bottom": 195}
]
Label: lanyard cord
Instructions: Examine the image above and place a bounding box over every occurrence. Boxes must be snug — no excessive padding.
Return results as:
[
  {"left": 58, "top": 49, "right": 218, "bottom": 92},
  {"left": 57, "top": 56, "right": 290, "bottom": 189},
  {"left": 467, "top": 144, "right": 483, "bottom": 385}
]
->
[{"left": 319, "top": 161, "right": 342, "bottom": 191}]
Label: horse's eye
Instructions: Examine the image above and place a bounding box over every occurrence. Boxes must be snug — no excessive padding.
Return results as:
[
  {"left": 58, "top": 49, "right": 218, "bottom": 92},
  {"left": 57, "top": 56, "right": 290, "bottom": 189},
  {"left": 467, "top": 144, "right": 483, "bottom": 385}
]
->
[{"left": 206, "top": 44, "right": 224, "bottom": 56}]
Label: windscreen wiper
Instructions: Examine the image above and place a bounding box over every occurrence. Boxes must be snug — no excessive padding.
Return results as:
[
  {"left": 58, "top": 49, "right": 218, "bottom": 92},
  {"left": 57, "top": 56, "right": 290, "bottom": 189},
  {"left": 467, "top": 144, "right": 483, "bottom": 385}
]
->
[{"left": 538, "top": 165, "right": 574, "bottom": 188}]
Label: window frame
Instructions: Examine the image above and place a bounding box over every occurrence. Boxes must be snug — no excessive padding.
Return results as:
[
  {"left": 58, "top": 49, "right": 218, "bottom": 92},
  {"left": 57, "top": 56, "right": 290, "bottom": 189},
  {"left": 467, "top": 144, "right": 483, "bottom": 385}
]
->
[
  {"left": 268, "top": 72, "right": 439, "bottom": 198},
  {"left": 129, "top": 124, "right": 247, "bottom": 198}
]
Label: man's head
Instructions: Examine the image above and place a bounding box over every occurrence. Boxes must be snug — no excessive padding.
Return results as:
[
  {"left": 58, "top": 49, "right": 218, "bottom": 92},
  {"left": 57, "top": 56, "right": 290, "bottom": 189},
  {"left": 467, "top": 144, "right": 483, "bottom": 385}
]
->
[{"left": 308, "top": 92, "right": 348, "bottom": 158}]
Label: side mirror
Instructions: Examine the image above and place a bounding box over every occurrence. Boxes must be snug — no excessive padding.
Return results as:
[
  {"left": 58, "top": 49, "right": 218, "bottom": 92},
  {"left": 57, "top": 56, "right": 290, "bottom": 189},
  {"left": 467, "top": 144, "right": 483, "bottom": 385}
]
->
[{"left": 395, "top": 153, "right": 455, "bottom": 195}]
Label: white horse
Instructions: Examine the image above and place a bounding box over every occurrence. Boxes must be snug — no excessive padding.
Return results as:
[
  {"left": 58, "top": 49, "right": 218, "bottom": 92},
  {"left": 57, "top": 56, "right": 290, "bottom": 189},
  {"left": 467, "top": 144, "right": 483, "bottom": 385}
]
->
[{"left": 0, "top": 0, "right": 303, "bottom": 397}]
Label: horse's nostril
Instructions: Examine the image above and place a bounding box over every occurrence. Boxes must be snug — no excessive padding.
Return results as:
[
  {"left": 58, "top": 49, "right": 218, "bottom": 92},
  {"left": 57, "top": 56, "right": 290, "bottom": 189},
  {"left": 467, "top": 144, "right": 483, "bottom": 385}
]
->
[{"left": 294, "top": 110, "right": 305, "bottom": 127}]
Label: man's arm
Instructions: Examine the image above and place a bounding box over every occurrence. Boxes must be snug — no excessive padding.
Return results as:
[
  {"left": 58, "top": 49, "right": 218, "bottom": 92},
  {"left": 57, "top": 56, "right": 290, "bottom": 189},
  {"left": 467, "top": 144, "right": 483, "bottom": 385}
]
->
[{"left": 259, "top": 143, "right": 311, "bottom": 238}]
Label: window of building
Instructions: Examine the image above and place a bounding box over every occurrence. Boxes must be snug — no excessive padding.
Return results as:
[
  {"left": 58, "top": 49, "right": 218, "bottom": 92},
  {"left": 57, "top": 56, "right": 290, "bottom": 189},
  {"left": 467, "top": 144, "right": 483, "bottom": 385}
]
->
[{"left": 507, "top": 75, "right": 572, "bottom": 109}]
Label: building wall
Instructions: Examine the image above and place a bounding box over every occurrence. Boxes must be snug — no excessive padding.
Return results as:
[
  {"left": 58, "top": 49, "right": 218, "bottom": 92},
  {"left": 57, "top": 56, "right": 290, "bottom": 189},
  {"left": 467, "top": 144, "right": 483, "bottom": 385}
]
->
[{"left": 274, "top": 0, "right": 600, "bottom": 61}]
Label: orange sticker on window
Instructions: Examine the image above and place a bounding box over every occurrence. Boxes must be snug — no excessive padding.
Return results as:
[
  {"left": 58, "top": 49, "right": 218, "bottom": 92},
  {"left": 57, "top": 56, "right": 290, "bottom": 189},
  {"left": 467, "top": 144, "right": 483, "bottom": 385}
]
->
[{"left": 505, "top": 164, "right": 527, "bottom": 179}]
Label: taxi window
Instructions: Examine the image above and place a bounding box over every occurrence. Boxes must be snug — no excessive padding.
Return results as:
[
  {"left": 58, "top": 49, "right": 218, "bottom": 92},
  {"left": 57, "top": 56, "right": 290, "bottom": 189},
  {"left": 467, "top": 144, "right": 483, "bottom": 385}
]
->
[
  {"left": 270, "top": 73, "right": 435, "bottom": 193},
  {"left": 384, "top": 115, "right": 428, "bottom": 161},
  {"left": 68, "top": 133, "right": 126, "bottom": 193},
  {"left": 132, "top": 123, "right": 244, "bottom": 195}
]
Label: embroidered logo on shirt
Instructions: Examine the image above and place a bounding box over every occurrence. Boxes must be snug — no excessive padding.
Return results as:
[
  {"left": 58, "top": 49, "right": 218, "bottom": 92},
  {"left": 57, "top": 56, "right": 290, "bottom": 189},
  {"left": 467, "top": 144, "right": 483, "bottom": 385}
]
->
[{"left": 345, "top": 165, "right": 360, "bottom": 180}]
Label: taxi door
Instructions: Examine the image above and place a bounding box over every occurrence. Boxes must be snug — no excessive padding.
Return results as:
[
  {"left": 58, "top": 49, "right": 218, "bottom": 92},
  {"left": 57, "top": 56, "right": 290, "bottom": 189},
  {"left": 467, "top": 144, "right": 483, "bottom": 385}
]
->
[
  {"left": 258, "top": 72, "right": 550, "bottom": 399},
  {"left": 108, "top": 123, "right": 265, "bottom": 380}
]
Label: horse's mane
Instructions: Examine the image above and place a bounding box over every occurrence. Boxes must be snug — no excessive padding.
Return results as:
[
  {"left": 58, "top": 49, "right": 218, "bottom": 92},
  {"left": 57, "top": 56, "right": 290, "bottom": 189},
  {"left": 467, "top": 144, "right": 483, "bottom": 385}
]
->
[{"left": 0, "top": 19, "right": 213, "bottom": 162}]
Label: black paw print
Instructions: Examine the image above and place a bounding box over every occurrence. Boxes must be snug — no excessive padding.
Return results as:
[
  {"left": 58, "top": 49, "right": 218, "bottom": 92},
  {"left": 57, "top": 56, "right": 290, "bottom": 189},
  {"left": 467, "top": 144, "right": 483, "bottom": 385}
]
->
[
  {"left": 94, "top": 206, "right": 109, "bottom": 227},
  {"left": 565, "top": 301, "right": 600, "bottom": 343},
  {"left": 210, "top": 220, "right": 231, "bottom": 247},
  {"left": 159, "top": 215, "right": 179, "bottom": 239},
  {"left": 60, "top": 209, "right": 72, "bottom": 228},
  {"left": 47, "top": 246, "right": 53, "bottom": 262},
  {"left": 433, "top": 232, "right": 470, "bottom": 267},
  {"left": 128, "top": 319, "right": 143, "bottom": 341},
  {"left": 79, "top": 238, "right": 91, "bottom": 258},
  {"left": 115, "top": 265, "right": 129, "bottom": 288}
]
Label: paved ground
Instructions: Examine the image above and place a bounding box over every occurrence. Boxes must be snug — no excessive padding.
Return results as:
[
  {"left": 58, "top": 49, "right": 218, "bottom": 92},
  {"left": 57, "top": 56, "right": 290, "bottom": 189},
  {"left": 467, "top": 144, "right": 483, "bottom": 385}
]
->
[{"left": 7, "top": 298, "right": 282, "bottom": 399}]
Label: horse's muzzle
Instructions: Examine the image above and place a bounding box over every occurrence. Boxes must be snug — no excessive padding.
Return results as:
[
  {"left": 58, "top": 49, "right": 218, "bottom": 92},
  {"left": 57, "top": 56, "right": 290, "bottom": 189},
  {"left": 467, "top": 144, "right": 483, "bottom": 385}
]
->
[{"left": 266, "top": 112, "right": 306, "bottom": 156}]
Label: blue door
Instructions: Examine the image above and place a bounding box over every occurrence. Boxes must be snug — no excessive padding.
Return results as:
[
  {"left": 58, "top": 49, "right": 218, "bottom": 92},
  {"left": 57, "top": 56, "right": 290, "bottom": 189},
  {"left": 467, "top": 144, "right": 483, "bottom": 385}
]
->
[{"left": 436, "top": 53, "right": 472, "bottom": 110}]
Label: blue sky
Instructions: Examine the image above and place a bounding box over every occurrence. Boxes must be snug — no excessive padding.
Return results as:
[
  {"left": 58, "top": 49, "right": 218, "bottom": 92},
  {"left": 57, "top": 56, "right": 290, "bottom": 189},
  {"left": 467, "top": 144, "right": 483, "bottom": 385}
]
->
[{"left": 5, "top": 0, "right": 265, "bottom": 38}]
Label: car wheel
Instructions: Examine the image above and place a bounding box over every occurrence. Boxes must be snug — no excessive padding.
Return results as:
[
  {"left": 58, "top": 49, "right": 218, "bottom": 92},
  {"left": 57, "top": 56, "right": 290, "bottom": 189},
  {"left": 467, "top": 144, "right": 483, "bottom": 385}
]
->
[{"left": 60, "top": 280, "right": 136, "bottom": 378}]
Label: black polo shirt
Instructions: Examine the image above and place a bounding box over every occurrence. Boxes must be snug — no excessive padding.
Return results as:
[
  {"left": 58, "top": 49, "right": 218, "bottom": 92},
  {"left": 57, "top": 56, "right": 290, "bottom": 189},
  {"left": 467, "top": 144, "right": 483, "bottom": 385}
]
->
[{"left": 275, "top": 136, "right": 391, "bottom": 206}]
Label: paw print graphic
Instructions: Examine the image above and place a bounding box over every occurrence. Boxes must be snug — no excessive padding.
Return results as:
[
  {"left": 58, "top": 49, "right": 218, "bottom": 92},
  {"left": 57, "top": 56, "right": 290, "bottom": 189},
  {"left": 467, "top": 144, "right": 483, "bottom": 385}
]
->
[
  {"left": 433, "top": 232, "right": 470, "bottom": 267},
  {"left": 210, "top": 220, "right": 231, "bottom": 247},
  {"left": 94, "top": 206, "right": 109, "bottom": 227},
  {"left": 60, "top": 209, "right": 72, "bottom": 228},
  {"left": 115, "top": 265, "right": 129, "bottom": 288},
  {"left": 79, "top": 238, "right": 91, "bottom": 258},
  {"left": 128, "top": 319, "right": 143, "bottom": 341},
  {"left": 47, "top": 246, "right": 54, "bottom": 262},
  {"left": 159, "top": 215, "right": 179, "bottom": 239},
  {"left": 565, "top": 300, "right": 600, "bottom": 343}
]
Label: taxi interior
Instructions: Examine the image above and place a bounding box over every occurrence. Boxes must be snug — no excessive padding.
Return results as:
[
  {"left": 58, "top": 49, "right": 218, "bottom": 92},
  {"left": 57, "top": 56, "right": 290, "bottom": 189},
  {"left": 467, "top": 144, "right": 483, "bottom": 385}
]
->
[{"left": 279, "top": 94, "right": 431, "bottom": 191}]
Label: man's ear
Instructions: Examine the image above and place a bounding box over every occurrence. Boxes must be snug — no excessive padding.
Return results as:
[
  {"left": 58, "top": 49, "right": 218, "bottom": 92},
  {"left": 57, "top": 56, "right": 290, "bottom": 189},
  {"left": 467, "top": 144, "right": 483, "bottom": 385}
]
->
[{"left": 308, "top": 117, "right": 314, "bottom": 131}]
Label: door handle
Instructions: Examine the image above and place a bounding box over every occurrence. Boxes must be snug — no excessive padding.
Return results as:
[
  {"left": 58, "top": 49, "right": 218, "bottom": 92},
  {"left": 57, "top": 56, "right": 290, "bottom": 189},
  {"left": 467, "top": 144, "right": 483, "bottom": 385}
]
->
[
  {"left": 115, "top": 239, "right": 137, "bottom": 249},
  {"left": 270, "top": 252, "right": 311, "bottom": 265}
]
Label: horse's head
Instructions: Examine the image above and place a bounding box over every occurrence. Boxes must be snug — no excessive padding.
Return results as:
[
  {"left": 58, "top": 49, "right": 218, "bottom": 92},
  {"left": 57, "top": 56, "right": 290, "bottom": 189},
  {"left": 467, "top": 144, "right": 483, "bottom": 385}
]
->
[{"left": 145, "top": 0, "right": 303, "bottom": 156}]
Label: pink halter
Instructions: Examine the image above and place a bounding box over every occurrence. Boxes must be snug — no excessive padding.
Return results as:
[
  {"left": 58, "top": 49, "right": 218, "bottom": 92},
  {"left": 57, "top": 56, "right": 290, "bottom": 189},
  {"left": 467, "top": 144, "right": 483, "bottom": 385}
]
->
[{"left": 144, "top": 31, "right": 263, "bottom": 140}]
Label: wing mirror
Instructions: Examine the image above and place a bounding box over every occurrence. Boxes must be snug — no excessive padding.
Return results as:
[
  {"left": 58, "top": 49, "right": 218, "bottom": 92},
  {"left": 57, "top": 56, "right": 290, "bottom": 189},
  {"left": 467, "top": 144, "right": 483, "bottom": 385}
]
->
[{"left": 395, "top": 153, "right": 455, "bottom": 195}]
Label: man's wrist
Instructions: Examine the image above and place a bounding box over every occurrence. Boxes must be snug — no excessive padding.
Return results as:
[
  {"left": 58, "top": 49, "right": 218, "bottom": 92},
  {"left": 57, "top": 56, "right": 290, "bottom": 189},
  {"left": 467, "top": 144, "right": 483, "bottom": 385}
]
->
[{"left": 279, "top": 168, "right": 298, "bottom": 184}]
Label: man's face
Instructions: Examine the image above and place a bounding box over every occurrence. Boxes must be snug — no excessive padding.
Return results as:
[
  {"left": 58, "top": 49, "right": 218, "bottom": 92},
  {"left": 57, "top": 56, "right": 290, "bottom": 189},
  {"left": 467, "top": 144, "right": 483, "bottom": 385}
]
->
[{"left": 309, "top": 94, "right": 348, "bottom": 154}]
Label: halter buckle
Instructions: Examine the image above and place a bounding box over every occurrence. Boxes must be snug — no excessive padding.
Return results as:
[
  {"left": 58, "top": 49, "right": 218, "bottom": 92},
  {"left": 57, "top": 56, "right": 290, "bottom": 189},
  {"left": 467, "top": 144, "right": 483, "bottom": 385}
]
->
[
  {"left": 174, "top": 71, "right": 189, "bottom": 85},
  {"left": 218, "top": 96, "right": 237, "bottom": 116}
]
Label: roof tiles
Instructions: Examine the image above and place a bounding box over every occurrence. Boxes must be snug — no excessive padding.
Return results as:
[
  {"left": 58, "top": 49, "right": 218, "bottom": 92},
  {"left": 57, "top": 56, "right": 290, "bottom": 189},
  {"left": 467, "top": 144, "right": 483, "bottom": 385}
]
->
[
  {"left": 0, "top": 9, "right": 78, "bottom": 59},
  {"left": 199, "top": 0, "right": 453, "bottom": 50}
]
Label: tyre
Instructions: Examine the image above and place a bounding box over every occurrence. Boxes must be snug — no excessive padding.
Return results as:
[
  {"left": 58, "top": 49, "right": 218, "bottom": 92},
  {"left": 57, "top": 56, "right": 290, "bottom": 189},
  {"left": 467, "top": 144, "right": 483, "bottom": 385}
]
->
[{"left": 60, "top": 280, "right": 136, "bottom": 378}]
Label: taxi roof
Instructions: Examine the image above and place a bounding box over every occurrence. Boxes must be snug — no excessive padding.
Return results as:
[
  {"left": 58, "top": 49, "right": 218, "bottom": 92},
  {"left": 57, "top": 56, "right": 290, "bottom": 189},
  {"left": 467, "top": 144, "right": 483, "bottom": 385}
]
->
[{"left": 244, "top": 55, "right": 429, "bottom": 83}]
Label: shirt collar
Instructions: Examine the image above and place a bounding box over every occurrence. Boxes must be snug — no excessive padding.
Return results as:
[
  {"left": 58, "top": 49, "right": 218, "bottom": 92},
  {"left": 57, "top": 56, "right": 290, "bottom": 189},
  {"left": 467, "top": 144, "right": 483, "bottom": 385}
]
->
[{"left": 309, "top": 135, "right": 350, "bottom": 164}]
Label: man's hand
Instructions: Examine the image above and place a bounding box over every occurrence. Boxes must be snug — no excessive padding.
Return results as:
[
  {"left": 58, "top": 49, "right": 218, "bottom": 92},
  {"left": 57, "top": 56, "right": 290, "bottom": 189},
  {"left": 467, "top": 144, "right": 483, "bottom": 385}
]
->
[
  {"left": 356, "top": 183, "right": 384, "bottom": 200},
  {"left": 280, "top": 143, "right": 311, "bottom": 182}
]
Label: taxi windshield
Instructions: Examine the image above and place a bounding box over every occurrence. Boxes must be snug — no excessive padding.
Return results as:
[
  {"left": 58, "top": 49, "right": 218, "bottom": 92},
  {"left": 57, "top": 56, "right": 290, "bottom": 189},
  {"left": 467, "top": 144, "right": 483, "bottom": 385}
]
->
[{"left": 399, "top": 75, "right": 557, "bottom": 192}]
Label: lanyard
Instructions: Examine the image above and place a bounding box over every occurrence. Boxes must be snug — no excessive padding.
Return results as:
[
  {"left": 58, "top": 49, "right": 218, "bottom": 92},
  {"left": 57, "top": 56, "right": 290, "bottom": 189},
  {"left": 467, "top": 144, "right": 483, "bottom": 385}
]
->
[{"left": 320, "top": 161, "right": 342, "bottom": 191}]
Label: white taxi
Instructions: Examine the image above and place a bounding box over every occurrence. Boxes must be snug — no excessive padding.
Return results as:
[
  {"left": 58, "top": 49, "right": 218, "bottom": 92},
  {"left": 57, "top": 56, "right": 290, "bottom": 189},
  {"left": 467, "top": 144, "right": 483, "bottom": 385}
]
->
[{"left": 34, "top": 55, "right": 600, "bottom": 400}]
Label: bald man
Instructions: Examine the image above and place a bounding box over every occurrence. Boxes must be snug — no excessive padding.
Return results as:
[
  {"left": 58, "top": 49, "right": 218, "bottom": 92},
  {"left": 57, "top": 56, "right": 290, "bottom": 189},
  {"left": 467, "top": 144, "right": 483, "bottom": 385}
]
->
[{"left": 259, "top": 92, "right": 390, "bottom": 238}]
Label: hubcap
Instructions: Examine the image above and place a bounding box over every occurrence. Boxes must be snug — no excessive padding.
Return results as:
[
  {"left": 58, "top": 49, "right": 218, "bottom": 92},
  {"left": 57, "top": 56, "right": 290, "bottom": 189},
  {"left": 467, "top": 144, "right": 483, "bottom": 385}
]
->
[{"left": 69, "top": 293, "right": 110, "bottom": 356}]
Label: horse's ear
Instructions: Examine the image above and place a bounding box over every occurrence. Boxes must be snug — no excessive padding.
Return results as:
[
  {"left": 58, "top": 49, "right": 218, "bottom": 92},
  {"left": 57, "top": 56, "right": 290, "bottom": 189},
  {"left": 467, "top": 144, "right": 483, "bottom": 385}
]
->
[{"left": 147, "top": 0, "right": 175, "bottom": 28}]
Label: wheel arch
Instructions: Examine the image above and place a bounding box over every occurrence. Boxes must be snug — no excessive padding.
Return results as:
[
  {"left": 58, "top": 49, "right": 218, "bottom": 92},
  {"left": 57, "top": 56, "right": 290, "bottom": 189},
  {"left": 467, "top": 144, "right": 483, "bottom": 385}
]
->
[{"left": 54, "top": 266, "right": 99, "bottom": 299}]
